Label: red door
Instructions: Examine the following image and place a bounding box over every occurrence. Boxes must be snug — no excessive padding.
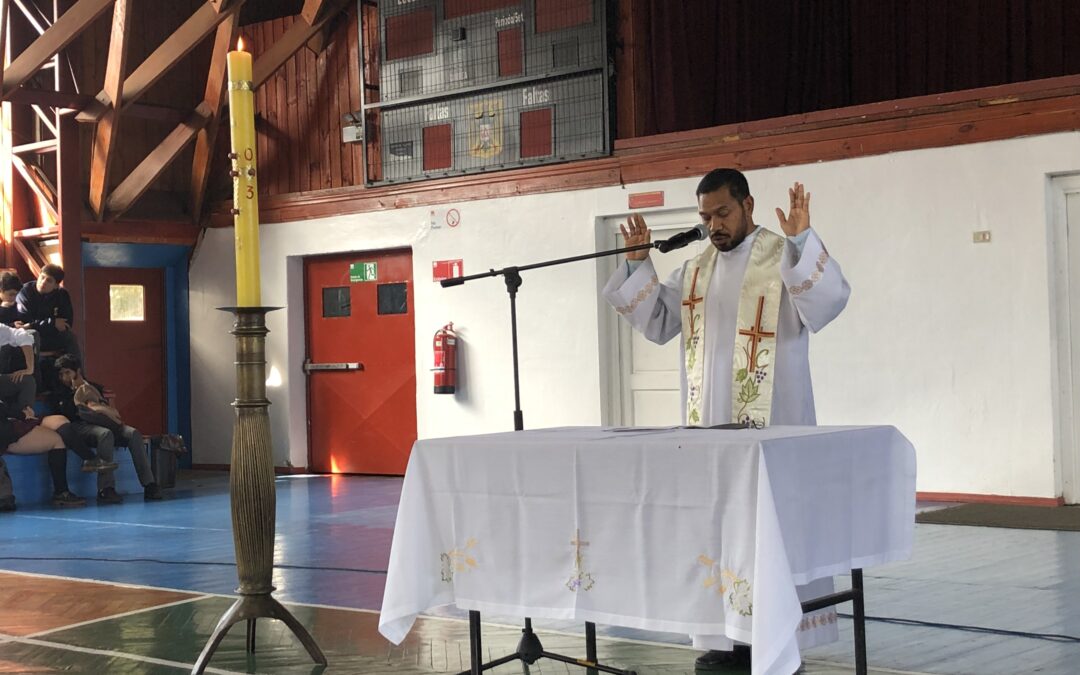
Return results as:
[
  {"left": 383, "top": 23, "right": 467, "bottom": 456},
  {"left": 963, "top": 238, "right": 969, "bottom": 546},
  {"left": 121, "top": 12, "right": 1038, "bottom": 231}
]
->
[
  {"left": 82, "top": 267, "right": 166, "bottom": 435},
  {"left": 305, "top": 249, "right": 416, "bottom": 475}
]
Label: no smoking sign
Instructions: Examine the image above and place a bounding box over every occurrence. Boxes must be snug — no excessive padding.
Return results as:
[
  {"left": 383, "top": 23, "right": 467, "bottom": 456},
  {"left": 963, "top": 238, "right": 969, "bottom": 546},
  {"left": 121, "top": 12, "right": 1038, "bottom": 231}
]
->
[{"left": 446, "top": 208, "right": 461, "bottom": 228}]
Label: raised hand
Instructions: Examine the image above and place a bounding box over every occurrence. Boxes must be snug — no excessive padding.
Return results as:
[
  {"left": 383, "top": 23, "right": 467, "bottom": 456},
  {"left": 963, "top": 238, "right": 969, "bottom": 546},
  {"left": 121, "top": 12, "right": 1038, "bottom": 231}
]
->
[
  {"left": 620, "top": 213, "right": 652, "bottom": 261},
  {"left": 775, "top": 182, "right": 811, "bottom": 237}
]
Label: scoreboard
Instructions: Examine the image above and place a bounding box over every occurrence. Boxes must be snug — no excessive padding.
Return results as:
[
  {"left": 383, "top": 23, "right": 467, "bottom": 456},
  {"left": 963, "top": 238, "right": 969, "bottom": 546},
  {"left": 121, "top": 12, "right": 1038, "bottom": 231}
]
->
[{"left": 361, "top": 0, "right": 611, "bottom": 185}]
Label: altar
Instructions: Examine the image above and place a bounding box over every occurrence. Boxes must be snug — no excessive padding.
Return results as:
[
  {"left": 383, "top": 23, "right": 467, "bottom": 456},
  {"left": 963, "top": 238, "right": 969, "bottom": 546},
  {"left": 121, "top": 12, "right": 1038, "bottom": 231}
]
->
[{"left": 379, "top": 425, "right": 916, "bottom": 675}]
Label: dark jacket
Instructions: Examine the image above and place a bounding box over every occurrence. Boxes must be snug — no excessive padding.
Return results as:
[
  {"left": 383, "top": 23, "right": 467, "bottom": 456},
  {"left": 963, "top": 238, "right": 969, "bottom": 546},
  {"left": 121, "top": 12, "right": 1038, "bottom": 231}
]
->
[
  {"left": 0, "top": 304, "right": 21, "bottom": 327},
  {"left": 51, "top": 380, "right": 122, "bottom": 436},
  {"left": 16, "top": 281, "right": 74, "bottom": 351}
]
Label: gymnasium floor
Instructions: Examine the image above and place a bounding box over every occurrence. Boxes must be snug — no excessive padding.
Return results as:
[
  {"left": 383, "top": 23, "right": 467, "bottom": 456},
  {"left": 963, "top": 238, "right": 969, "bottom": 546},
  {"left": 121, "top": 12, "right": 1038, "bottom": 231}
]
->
[{"left": 0, "top": 471, "right": 1077, "bottom": 674}]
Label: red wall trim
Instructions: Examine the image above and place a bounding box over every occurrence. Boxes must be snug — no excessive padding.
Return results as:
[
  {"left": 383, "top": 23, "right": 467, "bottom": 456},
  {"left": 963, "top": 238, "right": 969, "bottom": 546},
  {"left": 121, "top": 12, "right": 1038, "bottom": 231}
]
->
[
  {"left": 210, "top": 75, "right": 1080, "bottom": 226},
  {"left": 917, "top": 491, "right": 1065, "bottom": 507}
]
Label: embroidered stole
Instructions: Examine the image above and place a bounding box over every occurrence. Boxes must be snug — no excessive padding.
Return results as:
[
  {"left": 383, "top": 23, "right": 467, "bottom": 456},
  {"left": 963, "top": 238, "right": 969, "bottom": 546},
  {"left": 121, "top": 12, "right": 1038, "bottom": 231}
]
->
[{"left": 681, "top": 229, "right": 785, "bottom": 426}]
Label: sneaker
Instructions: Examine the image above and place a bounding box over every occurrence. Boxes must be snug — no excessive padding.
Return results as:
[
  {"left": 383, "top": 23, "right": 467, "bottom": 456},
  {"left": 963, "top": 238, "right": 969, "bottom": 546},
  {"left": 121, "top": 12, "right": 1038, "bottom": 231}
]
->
[
  {"left": 81, "top": 457, "right": 118, "bottom": 473},
  {"left": 97, "top": 487, "right": 123, "bottom": 505},
  {"left": 143, "top": 483, "right": 164, "bottom": 501},
  {"left": 0, "top": 497, "right": 15, "bottom": 513},
  {"left": 52, "top": 490, "right": 86, "bottom": 508}
]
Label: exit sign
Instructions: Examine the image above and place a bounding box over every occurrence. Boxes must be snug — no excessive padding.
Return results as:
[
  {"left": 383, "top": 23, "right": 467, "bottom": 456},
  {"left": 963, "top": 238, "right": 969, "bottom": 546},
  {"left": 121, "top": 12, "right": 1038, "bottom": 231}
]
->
[{"left": 350, "top": 262, "right": 377, "bottom": 282}]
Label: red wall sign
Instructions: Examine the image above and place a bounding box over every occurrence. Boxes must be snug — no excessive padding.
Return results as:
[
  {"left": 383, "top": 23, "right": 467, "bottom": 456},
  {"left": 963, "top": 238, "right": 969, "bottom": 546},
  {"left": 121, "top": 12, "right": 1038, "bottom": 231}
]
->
[
  {"left": 433, "top": 259, "right": 464, "bottom": 282},
  {"left": 628, "top": 191, "right": 665, "bottom": 209}
]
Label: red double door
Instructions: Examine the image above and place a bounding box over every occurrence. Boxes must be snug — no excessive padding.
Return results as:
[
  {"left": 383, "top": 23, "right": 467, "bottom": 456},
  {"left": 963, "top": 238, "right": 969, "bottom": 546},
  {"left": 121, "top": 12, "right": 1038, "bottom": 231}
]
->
[{"left": 304, "top": 249, "right": 417, "bottom": 475}]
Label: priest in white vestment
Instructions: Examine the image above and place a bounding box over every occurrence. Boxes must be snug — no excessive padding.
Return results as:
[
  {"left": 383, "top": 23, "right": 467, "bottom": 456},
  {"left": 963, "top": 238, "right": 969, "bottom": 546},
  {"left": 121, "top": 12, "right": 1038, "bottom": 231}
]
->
[{"left": 603, "top": 169, "right": 850, "bottom": 672}]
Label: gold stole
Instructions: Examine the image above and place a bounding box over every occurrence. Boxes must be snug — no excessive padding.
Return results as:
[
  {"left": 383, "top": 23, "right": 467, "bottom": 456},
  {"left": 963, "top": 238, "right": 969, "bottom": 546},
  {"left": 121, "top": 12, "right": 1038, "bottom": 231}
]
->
[{"left": 681, "top": 229, "right": 785, "bottom": 426}]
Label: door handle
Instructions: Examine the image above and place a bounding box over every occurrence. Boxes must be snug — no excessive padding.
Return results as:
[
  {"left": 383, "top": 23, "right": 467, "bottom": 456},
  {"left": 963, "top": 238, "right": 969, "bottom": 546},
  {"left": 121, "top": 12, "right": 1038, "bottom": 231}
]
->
[{"left": 303, "top": 360, "right": 364, "bottom": 374}]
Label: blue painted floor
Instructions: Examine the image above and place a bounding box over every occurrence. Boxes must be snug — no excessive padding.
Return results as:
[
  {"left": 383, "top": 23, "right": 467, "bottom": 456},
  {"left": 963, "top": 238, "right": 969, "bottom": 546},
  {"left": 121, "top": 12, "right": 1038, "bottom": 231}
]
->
[{"left": 1, "top": 471, "right": 1079, "bottom": 674}]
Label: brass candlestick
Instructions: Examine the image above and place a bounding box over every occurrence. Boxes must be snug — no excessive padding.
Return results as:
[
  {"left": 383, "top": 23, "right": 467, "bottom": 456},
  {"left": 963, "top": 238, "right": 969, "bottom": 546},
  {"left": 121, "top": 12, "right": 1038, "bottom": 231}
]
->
[{"left": 192, "top": 307, "right": 326, "bottom": 674}]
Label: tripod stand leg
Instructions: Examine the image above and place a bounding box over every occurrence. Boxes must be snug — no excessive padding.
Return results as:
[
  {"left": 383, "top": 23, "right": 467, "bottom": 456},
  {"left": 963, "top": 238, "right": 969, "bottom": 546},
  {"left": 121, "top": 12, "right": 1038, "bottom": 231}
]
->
[{"left": 586, "top": 621, "right": 598, "bottom": 675}]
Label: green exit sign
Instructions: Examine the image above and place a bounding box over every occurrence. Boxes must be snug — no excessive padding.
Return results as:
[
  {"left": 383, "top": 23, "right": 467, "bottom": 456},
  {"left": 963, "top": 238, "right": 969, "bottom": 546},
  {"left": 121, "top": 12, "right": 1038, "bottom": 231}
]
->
[{"left": 350, "top": 261, "right": 377, "bottom": 282}]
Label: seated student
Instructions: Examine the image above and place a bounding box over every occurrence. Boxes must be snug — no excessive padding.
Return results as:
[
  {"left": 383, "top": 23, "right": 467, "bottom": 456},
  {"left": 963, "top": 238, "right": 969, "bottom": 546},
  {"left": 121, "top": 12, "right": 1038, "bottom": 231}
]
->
[
  {"left": 0, "top": 323, "right": 36, "bottom": 418},
  {"left": 0, "top": 273, "right": 33, "bottom": 377},
  {"left": 0, "top": 272, "right": 23, "bottom": 327},
  {"left": 16, "top": 264, "right": 80, "bottom": 362},
  {"left": 54, "top": 354, "right": 162, "bottom": 503},
  {"left": 0, "top": 401, "right": 117, "bottom": 508},
  {"left": 0, "top": 322, "right": 36, "bottom": 512}
]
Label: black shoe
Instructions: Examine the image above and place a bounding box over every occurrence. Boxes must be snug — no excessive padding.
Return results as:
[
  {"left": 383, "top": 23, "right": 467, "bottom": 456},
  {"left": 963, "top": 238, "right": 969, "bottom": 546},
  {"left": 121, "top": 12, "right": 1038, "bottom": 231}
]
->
[
  {"left": 143, "top": 483, "right": 163, "bottom": 501},
  {"left": 97, "top": 487, "right": 123, "bottom": 505},
  {"left": 0, "top": 497, "right": 15, "bottom": 513},
  {"left": 695, "top": 645, "right": 752, "bottom": 671},
  {"left": 52, "top": 490, "right": 86, "bottom": 508},
  {"left": 81, "top": 457, "right": 118, "bottom": 473}
]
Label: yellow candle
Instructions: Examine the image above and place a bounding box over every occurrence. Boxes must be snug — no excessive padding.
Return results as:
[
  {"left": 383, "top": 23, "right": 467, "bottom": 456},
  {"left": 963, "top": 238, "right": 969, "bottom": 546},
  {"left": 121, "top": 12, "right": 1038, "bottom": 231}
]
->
[{"left": 227, "top": 38, "right": 261, "bottom": 307}]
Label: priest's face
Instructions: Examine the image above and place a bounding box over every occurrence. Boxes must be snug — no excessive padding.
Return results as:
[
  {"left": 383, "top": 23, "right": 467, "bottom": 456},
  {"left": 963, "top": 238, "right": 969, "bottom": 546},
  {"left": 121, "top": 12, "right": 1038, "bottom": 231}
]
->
[{"left": 699, "top": 187, "right": 755, "bottom": 252}]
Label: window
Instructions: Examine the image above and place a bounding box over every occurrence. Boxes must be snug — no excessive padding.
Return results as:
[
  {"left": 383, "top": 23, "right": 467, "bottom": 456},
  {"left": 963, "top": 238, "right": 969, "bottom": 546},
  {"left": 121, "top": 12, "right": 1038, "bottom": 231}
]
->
[
  {"left": 322, "top": 287, "right": 351, "bottom": 318},
  {"left": 378, "top": 283, "right": 408, "bottom": 315},
  {"left": 109, "top": 285, "right": 144, "bottom": 322}
]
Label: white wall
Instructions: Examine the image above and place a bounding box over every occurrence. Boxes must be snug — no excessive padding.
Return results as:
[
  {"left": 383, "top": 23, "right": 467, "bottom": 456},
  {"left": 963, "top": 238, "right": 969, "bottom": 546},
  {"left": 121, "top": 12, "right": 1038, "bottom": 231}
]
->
[{"left": 189, "top": 132, "right": 1080, "bottom": 498}]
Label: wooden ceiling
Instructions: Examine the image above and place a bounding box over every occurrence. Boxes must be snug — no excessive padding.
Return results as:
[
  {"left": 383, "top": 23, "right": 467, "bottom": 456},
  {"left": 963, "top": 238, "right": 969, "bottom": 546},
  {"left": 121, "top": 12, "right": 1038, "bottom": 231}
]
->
[{"left": 0, "top": 0, "right": 348, "bottom": 234}]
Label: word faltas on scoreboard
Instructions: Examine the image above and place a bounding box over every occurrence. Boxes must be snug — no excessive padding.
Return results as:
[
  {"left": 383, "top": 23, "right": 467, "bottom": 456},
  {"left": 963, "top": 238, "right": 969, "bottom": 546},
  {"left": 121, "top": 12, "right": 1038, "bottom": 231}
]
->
[{"left": 522, "top": 87, "right": 551, "bottom": 105}]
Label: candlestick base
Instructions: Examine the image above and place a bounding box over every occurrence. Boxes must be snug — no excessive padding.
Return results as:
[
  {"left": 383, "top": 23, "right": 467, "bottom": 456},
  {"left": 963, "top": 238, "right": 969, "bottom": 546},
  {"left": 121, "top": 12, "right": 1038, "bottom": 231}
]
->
[{"left": 192, "top": 307, "right": 326, "bottom": 674}]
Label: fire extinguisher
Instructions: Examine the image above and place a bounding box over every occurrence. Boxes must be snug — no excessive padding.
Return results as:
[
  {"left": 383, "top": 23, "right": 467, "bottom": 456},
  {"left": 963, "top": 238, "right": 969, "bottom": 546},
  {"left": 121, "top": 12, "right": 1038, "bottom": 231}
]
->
[{"left": 433, "top": 322, "right": 457, "bottom": 394}]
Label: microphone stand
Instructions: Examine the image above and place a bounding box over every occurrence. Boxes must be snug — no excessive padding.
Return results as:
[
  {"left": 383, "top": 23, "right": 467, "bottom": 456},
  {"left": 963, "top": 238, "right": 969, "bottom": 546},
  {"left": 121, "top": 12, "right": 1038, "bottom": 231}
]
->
[{"left": 440, "top": 235, "right": 688, "bottom": 675}]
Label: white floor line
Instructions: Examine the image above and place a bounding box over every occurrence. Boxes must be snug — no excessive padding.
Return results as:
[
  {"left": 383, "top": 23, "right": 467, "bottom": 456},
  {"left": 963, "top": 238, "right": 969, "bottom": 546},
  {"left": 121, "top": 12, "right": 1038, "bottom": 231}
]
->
[
  {"left": 803, "top": 659, "right": 937, "bottom": 675},
  {"left": 28, "top": 595, "right": 212, "bottom": 638},
  {"left": 0, "top": 633, "right": 246, "bottom": 675},
  {"left": 17, "top": 515, "right": 229, "bottom": 531},
  {"left": 0, "top": 567, "right": 234, "bottom": 598}
]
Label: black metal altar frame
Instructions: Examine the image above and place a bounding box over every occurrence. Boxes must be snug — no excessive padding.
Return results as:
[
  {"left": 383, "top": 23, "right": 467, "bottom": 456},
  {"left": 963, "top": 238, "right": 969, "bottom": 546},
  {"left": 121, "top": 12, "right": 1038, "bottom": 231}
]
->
[{"left": 457, "top": 569, "right": 869, "bottom": 675}]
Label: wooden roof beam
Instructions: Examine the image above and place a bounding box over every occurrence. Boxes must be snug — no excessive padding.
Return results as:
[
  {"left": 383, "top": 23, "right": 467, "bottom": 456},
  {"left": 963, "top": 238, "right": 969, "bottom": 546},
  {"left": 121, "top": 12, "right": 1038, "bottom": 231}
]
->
[
  {"left": 190, "top": 12, "right": 238, "bottom": 223},
  {"left": 106, "top": 103, "right": 211, "bottom": 220},
  {"left": 12, "top": 237, "right": 45, "bottom": 279},
  {"left": 89, "top": 0, "right": 133, "bottom": 221},
  {"left": 78, "top": 0, "right": 243, "bottom": 123},
  {"left": 300, "top": 0, "right": 331, "bottom": 25},
  {"left": 0, "top": 2, "right": 8, "bottom": 92},
  {"left": 1, "top": 0, "right": 113, "bottom": 97},
  {"left": 11, "top": 154, "right": 58, "bottom": 223},
  {"left": 253, "top": 0, "right": 348, "bottom": 88}
]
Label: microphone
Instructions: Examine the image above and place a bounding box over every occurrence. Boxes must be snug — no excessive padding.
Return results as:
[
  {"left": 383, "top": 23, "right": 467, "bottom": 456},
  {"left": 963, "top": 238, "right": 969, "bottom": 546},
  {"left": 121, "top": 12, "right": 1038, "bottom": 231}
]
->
[{"left": 655, "top": 223, "right": 707, "bottom": 253}]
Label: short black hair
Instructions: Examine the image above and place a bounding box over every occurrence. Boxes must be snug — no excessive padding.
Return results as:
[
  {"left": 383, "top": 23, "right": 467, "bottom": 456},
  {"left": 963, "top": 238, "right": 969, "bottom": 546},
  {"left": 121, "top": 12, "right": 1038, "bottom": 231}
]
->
[
  {"left": 41, "top": 263, "right": 64, "bottom": 283},
  {"left": 695, "top": 168, "right": 751, "bottom": 202},
  {"left": 54, "top": 353, "right": 81, "bottom": 372},
  {"left": 0, "top": 272, "right": 20, "bottom": 293}
]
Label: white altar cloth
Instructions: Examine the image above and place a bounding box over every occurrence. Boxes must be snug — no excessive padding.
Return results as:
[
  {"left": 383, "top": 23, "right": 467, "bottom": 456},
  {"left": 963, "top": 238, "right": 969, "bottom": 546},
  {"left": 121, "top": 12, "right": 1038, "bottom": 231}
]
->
[{"left": 378, "top": 425, "right": 916, "bottom": 675}]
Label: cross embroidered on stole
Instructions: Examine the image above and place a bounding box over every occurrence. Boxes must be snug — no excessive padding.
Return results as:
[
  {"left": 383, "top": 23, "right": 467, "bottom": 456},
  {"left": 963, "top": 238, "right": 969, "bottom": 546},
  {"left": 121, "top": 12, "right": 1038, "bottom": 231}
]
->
[{"left": 681, "top": 229, "right": 785, "bottom": 426}]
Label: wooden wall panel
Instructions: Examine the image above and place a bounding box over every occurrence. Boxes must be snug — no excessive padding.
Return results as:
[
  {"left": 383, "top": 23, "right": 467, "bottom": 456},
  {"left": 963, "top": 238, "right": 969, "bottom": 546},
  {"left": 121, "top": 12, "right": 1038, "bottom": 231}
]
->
[{"left": 208, "top": 5, "right": 363, "bottom": 201}]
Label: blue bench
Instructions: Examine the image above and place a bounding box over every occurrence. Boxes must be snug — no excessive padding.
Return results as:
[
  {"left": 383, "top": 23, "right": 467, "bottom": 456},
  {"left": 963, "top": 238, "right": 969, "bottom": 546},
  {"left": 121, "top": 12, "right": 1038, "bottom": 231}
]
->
[{"left": 4, "top": 446, "right": 147, "bottom": 506}]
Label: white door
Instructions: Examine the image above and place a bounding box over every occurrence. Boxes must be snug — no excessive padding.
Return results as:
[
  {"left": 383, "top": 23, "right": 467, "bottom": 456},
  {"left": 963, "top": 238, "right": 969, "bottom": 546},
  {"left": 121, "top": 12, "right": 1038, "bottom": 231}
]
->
[
  {"left": 1050, "top": 175, "right": 1080, "bottom": 503},
  {"left": 602, "top": 210, "right": 709, "bottom": 426}
]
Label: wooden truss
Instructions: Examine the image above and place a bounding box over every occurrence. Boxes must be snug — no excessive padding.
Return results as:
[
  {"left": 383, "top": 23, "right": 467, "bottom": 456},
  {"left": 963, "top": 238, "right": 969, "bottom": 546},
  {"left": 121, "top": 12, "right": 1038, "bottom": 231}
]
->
[{"left": 0, "top": 0, "right": 347, "bottom": 274}]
